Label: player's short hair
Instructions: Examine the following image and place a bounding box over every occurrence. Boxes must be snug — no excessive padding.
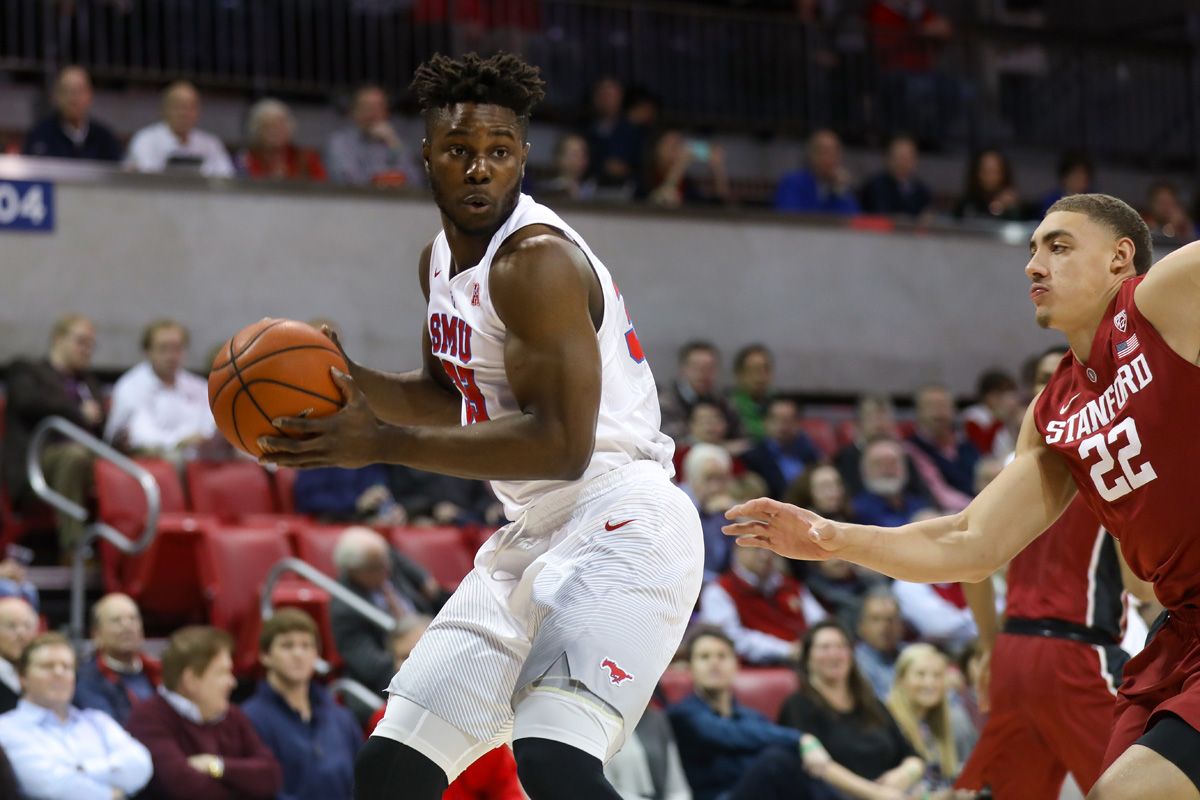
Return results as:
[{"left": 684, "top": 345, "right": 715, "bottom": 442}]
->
[
  {"left": 410, "top": 52, "right": 545, "bottom": 135},
  {"left": 259, "top": 607, "right": 319, "bottom": 654},
  {"left": 684, "top": 625, "right": 735, "bottom": 661},
  {"left": 17, "top": 632, "right": 73, "bottom": 676},
  {"left": 161, "top": 626, "right": 232, "bottom": 690},
  {"left": 677, "top": 340, "right": 718, "bottom": 364},
  {"left": 1047, "top": 193, "right": 1152, "bottom": 275},
  {"left": 733, "top": 343, "right": 772, "bottom": 373},
  {"left": 976, "top": 369, "right": 1016, "bottom": 398},
  {"left": 140, "top": 318, "right": 189, "bottom": 351}
]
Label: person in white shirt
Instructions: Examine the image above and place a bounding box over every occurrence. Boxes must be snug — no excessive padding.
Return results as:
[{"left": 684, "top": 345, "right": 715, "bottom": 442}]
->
[
  {"left": 0, "top": 632, "right": 153, "bottom": 800},
  {"left": 0, "top": 596, "right": 37, "bottom": 713},
  {"left": 124, "top": 81, "right": 234, "bottom": 177},
  {"left": 105, "top": 319, "right": 217, "bottom": 459}
]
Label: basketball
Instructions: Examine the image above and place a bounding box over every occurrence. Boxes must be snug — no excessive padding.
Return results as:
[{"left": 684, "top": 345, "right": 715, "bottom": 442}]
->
[{"left": 208, "top": 318, "right": 347, "bottom": 457}]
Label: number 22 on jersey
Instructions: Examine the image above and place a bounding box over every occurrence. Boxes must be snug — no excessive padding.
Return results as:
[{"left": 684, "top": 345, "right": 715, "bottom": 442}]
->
[{"left": 1078, "top": 417, "right": 1157, "bottom": 502}]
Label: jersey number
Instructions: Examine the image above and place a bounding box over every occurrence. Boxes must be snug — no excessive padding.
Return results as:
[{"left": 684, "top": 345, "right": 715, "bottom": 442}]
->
[
  {"left": 1077, "top": 417, "right": 1157, "bottom": 502},
  {"left": 441, "top": 361, "right": 490, "bottom": 424}
]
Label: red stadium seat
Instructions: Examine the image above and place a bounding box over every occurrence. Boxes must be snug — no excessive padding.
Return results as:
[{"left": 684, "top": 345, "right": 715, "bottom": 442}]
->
[
  {"left": 389, "top": 526, "right": 474, "bottom": 590},
  {"left": 836, "top": 420, "right": 858, "bottom": 449},
  {"left": 94, "top": 459, "right": 188, "bottom": 594},
  {"left": 656, "top": 666, "right": 798, "bottom": 720},
  {"left": 186, "top": 460, "right": 276, "bottom": 518},
  {"left": 292, "top": 523, "right": 347, "bottom": 577},
  {"left": 198, "top": 524, "right": 296, "bottom": 674},
  {"left": 270, "top": 578, "right": 340, "bottom": 671},
  {"left": 120, "top": 514, "right": 219, "bottom": 628},
  {"left": 271, "top": 467, "right": 298, "bottom": 514},
  {"left": 799, "top": 418, "right": 838, "bottom": 458}
]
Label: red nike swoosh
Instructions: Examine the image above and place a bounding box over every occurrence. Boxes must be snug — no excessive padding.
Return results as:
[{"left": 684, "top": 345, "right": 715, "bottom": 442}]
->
[
  {"left": 605, "top": 519, "right": 635, "bottom": 531},
  {"left": 433, "top": 269, "right": 443, "bottom": 277}
]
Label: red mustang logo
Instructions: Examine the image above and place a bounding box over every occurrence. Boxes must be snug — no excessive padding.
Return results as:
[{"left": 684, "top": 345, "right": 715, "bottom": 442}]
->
[{"left": 601, "top": 658, "right": 634, "bottom": 685}]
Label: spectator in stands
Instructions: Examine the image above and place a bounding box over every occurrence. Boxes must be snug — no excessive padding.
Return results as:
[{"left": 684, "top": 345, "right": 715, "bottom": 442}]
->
[
  {"left": 858, "top": 134, "right": 932, "bottom": 218},
  {"left": 639, "top": 129, "right": 733, "bottom": 208},
  {"left": 682, "top": 443, "right": 738, "bottom": 583},
  {"left": 892, "top": 528, "right": 978, "bottom": 652},
  {"left": 833, "top": 394, "right": 926, "bottom": 500},
  {"left": 953, "top": 148, "right": 1025, "bottom": 222},
  {"left": 1143, "top": 180, "right": 1196, "bottom": 243},
  {"left": 672, "top": 401, "right": 749, "bottom": 480},
  {"left": 727, "top": 344, "right": 775, "bottom": 441},
  {"left": 124, "top": 81, "right": 235, "bottom": 177},
  {"left": 74, "top": 593, "right": 161, "bottom": 725},
  {"left": 905, "top": 384, "right": 979, "bottom": 506},
  {"left": 659, "top": 341, "right": 738, "bottom": 442},
  {"left": 127, "top": 625, "right": 282, "bottom": 800},
  {"left": 854, "top": 588, "right": 905, "bottom": 702},
  {"left": 774, "top": 129, "right": 859, "bottom": 215},
  {"left": 22, "top": 66, "right": 122, "bottom": 162},
  {"left": 604, "top": 704, "right": 692, "bottom": 800},
  {"left": 1038, "top": 150, "right": 1094, "bottom": 216},
  {"left": 667, "top": 628, "right": 814, "bottom": 800},
  {"left": 0, "top": 551, "right": 38, "bottom": 608},
  {"left": 326, "top": 85, "right": 421, "bottom": 187},
  {"left": 698, "top": 544, "right": 826, "bottom": 665},
  {"left": 105, "top": 319, "right": 217, "bottom": 461},
  {"left": 293, "top": 464, "right": 407, "bottom": 525},
  {"left": 961, "top": 369, "right": 1020, "bottom": 459},
  {"left": 0, "top": 598, "right": 37, "bottom": 713},
  {"left": 238, "top": 99, "right": 327, "bottom": 182},
  {"left": 584, "top": 77, "right": 641, "bottom": 195},
  {"left": 865, "top": 0, "right": 952, "bottom": 74},
  {"left": 3, "top": 314, "right": 105, "bottom": 553},
  {"left": 0, "top": 632, "right": 153, "bottom": 800},
  {"left": 242, "top": 609, "right": 361, "bottom": 800},
  {"left": 742, "top": 398, "right": 822, "bottom": 499},
  {"left": 851, "top": 438, "right": 930, "bottom": 528},
  {"left": 390, "top": 467, "right": 505, "bottom": 527},
  {"left": 886, "top": 643, "right": 975, "bottom": 788},
  {"left": 784, "top": 463, "right": 851, "bottom": 523},
  {"left": 537, "top": 133, "right": 596, "bottom": 202},
  {"left": 331, "top": 527, "right": 444, "bottom": 722},
  {"left": 0, "top": 747, "right": 17, "bottom": 799},
  {"left": 777, "top": 621, "right": 925, "bottom": 800}
]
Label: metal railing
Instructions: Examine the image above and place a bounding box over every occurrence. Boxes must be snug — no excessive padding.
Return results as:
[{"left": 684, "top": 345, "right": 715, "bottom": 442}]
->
[{"left": 27, "top": 416, "right": 161, "bottom": 641}]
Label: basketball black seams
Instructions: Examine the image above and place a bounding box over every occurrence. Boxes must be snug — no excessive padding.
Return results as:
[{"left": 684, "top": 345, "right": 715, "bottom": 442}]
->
[
  {"left": 208, "top": 343, "right": 343, "bottom": 404},
  {"left": 209, "top": 319, "right": 287, "bottom": 372}
]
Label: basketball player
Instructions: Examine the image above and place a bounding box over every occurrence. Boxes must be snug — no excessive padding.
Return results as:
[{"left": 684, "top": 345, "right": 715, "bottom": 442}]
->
[
  {"left": 259, "top": 54, "right": 703, "bottom": 800},
  {"left": 723, "top": 194, "right": 1200, "bottom": 799},
  {"left": 955, "top": 345, "right": 1154, "bottom": 799}
]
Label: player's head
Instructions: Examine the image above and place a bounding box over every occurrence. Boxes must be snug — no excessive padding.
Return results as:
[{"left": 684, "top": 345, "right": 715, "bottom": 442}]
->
[
  {"left": 1033, "top": 345, "right": 1069, "bottom": 394},
  {"left": 1027, "top": 193, "right": 1152, "bottom": 332},
  {"left": 412, "top": 52, "right": 545, "bottom": 235}
]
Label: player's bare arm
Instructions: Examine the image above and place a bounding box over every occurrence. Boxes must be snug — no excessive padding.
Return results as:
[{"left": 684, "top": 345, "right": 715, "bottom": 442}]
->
[
  {"left": 1118, "top": 548, "right": 1156, "bottom": 603},
  {"left": 321, "top": 240, "right": 462, "bottom": 428},
  {"left": 723, "top": 402, "right": 1078, "bottom": 583},
  {"left": 1133, "top": 240, "right": 1200, "bottom": 365},
  {"left": 260, "top": 233, "right": 603, "bottom": 479}
]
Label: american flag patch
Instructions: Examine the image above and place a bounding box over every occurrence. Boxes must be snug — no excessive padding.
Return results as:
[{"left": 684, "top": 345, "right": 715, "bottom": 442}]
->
[{"left": 1116, "top": 334, "right": 1140, "bottom": 358}]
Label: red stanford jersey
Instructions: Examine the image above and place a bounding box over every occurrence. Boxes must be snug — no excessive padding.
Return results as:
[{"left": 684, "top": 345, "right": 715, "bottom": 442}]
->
[
  {"left": 1034, "top": 275, "right": 1200, "bottom": 610},
  {"left": 1006, "top": 497, "right": 1125, "bottom": 641}
]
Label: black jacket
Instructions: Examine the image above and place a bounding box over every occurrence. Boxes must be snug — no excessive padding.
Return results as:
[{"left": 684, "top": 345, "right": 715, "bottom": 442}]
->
[{"left": 22, "top": 113, "right": 123, "bottom": 162}]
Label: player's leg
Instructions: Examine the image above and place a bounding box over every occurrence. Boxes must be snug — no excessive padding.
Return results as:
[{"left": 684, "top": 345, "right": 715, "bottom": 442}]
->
[
  {"left": 1045, "top": 644, "right": 1125, "bottom": 794},
  {"left": 355, "top": 736, "right": 447, "bottom": 799},
  {"left": 1088, "top": 719, "right": 1200, "bottom": 800},
  {"left": 513, "top": 737, "right": 622, "bottom": 800}
]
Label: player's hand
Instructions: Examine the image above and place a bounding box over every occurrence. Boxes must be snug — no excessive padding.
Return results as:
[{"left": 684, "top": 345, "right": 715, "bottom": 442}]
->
[
  {"left": 975, "top": 647, "right": 993, "bottom": 714},
  {"left": 722, "top": 498, "right": 846, "bottom": 561},
  {"left": 257, "top": 368, "right": 383, "bottom": 469}
]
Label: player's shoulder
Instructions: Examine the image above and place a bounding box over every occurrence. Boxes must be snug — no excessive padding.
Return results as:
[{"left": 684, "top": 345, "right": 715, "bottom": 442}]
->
[
  {"left": 417, "top": 237, "right": 438, "bottom": 298},
  {"left": 491, "top": 224, "right": 590, "bottom": 284}
]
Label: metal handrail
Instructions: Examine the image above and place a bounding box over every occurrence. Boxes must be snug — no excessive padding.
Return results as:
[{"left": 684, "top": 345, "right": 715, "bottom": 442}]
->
[
  {"left": 330, "top": 678, "right": 385, "bottom": 713},
  {"left": 27, "top": 416, "right": 162, "bottom": 641}
]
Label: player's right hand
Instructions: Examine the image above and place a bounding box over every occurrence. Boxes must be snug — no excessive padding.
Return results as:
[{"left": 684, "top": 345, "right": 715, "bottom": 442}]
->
[{"left": 721, "top": 498, "right": 846, "bottom": 561}]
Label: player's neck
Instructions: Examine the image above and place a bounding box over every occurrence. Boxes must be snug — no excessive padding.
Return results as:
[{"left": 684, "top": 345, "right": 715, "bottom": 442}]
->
[
  {"left": 441, "top": 220, "right": 498, "bottom": 276},
  {"left": 1066, "top": 281, "right": 1124, "bottom": 365}
]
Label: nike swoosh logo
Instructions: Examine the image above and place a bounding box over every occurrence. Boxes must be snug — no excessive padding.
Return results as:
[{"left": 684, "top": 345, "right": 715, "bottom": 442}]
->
[
  {"left": 433, "top": 269, "right": 443, "bottom": 277},
  {"left": 605, "top": 519, "right": 635, "bottom": 531},
  {"left": 1059, "top": 392, "right": 1081, "bottom": 415}
]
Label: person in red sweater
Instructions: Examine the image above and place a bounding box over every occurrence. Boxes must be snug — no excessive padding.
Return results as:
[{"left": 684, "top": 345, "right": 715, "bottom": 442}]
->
[{"left": 126, "top": 626, "right": 282, "bottom": 800}]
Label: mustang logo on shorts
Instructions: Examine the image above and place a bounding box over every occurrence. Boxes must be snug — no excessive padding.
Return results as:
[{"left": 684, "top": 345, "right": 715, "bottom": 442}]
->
[{"left": 600, "top": 658, "right": 634, "bottom": 685}]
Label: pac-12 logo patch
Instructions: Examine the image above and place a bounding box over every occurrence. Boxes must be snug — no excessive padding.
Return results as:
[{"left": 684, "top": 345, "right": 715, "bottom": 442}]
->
[
  {"left": 1114, "top": 309, "right": 1128, "bottom": 333},
  {"left": 600, "top": 658, "right": 634, "bottom": 685}
]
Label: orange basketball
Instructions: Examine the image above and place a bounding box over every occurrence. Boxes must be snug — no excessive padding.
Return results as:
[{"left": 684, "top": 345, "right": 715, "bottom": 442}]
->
[{"left": 208, "top": 318, "right": 347, "bottom": 457}]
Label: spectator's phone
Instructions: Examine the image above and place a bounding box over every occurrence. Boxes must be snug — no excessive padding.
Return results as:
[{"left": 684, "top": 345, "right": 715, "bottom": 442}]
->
[
  {"left": 5, "top": 544, "right": 33, "bottom": 566},
  {"left": 687, "top": 139, "right": 711, "bottom": 163}
]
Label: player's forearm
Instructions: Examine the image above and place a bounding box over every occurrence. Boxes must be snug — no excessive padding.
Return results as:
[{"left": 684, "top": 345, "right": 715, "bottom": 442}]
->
[
  {"left": 349, "top": 364, "right": 461, "bottom": 427},
  {"left": 963, "top": 574, "right": 1000, "bottom": 650},
  {"left": 368, "top": 414, "right": 593, "bottom": 481},
  {"left": 836, "top": 513, "right": 1004, "bottom": 584}
]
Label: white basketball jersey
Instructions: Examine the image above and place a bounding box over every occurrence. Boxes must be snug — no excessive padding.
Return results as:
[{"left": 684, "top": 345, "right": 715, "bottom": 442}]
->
[{"left": 426, "top": 194, "right": 674, "bottom": 520}]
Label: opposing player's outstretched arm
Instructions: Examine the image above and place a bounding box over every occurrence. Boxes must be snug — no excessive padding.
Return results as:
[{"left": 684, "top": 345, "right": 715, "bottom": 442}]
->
[
  {"left": 1135, "top": 239, "right": 1200, "bottom": 364},
  {"left": 261, "top": 234, "right": 603, "bottom": 480},
  {"left": 332, "top": 241, "right": 463, "bottom": 427},
  {"left": 723, "top": 403, "right": 1077, "bottom": 583}
]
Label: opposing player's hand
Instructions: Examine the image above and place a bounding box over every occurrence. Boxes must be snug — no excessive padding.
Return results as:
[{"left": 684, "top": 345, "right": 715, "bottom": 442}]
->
[
  {"left": 257, "top": 368, "right": 382, "bottom": 469},
  {"left": 974, "top": 647, "right": 993, "bottom": 714},
  {"left": 722, "top": 498, "right": 847, "bottom": 561}
]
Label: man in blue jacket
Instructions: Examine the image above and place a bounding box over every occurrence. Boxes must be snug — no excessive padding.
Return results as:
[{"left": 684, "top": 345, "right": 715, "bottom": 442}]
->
[
  {"left": 243, "top": 608, "right": 363, "bottom": 800},
  {"left": 74, "top": 593, "right": 161, "bottom": 725}
]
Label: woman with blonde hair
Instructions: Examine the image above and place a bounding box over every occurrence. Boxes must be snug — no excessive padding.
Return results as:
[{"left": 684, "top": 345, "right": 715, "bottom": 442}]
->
[{"left": 886, "top": 643, "right": 976, "bottom": 789}]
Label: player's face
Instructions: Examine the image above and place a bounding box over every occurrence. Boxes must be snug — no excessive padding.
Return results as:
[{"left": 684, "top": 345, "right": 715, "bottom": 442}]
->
[
  {"left": 1026, "top": 211, "right": 1127, "bottom": 333},
  {"left": 425, "top": 103, "right": 528, "bottom": 237},
  {"left": 690, "top": 635, "right": 737, "bottom": 691}
]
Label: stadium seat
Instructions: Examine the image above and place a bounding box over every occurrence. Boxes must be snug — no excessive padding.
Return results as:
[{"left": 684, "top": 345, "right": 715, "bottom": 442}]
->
[
  {"left": 271, "top": 467, "right": 298, "bottom": 514},
  {"left": 94, "top": 458, "right": 188, "bottom": 594},
  {"left": 198, "top": 524, "right": 296, "bottom": 674},
  {"left": 277, "top": 522, "right": 354, "bottom": 671},
  {"left": 389, "top": 526, "right": 474, "bottom": 590},
  {"left": 799, "top": 418, "right": 838, "bottom": 458},
  {"left": 836, "top": 420, "right": 858, "bottom": 448},
  {"left": 292, "top": 523, "right": 347, "bottom": 577},
  {"left": 656, "top": 666, "right": 798, "bottom": 720},
  {"left": 186, "top": 460, "right": 276, "bottom": 518}
]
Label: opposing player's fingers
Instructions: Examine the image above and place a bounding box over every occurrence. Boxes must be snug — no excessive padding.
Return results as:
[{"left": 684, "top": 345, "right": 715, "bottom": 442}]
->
[
  {"left": 732, "top": 534, "right": 773, "bottom": 549},
  {"left": 322, "top": 326, "right": 347, "bottom": 355},
  {"left": 724, "top": 497, "right": 784, "bottom": 521},
  {"left": 257, "top": 433, "right": 318, "bottom": 454},
  {"left": 721, "top": 520, "right": 768, "bottom": 537},
  {"left": 330, "top": 367, "right": 360, "bottom": 402},
  {"left": 271, "top": 414, "right": 320, "bottom": 434}
]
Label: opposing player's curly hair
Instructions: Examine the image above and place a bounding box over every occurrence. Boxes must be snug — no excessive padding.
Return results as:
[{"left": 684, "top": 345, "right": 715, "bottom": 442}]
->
[{"left": 410, "top": 52, "right": 546, "bottom": 131}]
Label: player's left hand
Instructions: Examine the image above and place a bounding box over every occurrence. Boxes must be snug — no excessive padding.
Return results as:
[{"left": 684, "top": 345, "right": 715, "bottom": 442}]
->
[{"left": 257, "top": 368, "right": 383, "bottom": 469}]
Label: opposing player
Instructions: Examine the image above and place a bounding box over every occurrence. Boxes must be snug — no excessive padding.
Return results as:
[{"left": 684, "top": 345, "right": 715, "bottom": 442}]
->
[
  {"left": 955, "top": 345, "right": 1153, "bottom": 799},
  {"left": 724, "top": 194, "right": 1200, "bottom": 799},
  {"left": 259, "top": 53, "right": 703, "bottom": 800}
]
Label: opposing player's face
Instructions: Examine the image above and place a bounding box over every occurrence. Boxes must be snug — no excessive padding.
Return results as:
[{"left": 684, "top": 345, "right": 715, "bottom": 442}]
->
[
  {"left": 425, "top": 103, "right": 528, "bottom": 236},
  {"left": 1026, "top": 211, "right": 1128, "bottom": 332}
]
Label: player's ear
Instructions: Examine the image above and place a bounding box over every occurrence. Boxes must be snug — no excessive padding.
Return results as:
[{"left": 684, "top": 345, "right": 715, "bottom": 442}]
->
[{"left": 1112, "top": 236, "right": 1136, "bottom": 275}]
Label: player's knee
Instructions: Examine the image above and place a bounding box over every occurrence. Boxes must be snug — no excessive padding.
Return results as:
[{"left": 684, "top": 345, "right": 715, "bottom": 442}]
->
[
  {"left": 354, "top": 736, "right": 448, "bottom": 800},
  {"left": 514, "top": 738, "right": 605, "bottom": 799},
  {"left": 1087, "top": 772, "right": 1138, "bottom": 800}
]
